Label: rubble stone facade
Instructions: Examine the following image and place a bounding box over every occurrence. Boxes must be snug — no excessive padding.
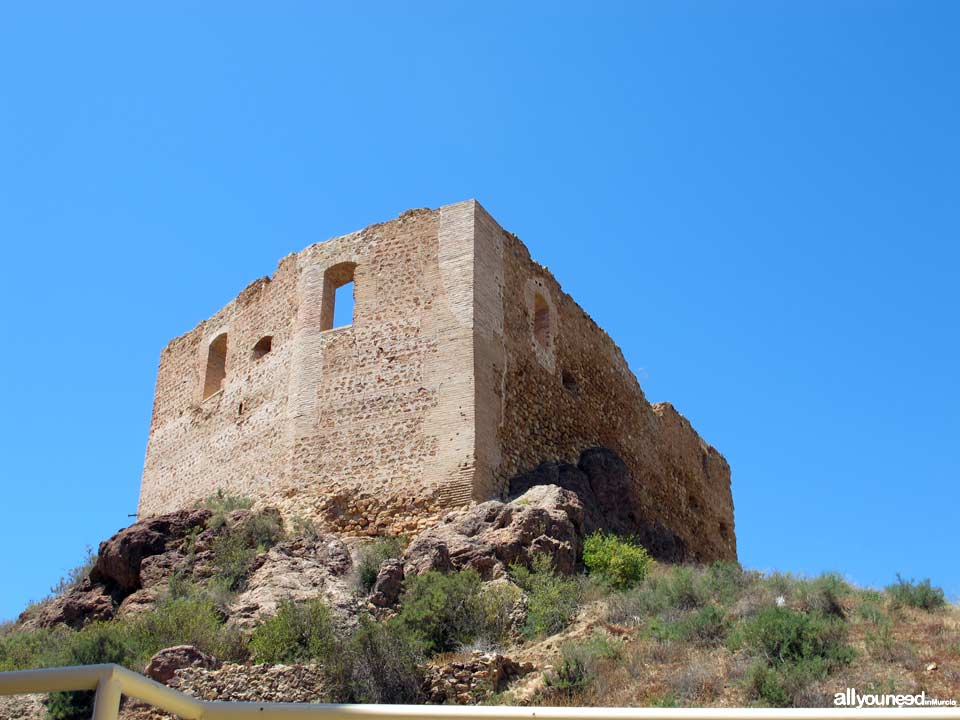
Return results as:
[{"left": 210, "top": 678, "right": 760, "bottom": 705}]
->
[{"left": 139, "top": 200, "right": 736, "bottom": 561}]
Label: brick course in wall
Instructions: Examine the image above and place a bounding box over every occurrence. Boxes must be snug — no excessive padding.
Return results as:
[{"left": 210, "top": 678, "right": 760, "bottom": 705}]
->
[{"left": 139, "top": 200, "right": 736, "bottom": 560}]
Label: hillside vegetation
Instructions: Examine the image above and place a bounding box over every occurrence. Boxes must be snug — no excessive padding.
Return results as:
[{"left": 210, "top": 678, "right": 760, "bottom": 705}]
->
[{"left": 1, "top": 494, "right": 957, "bottom": 718}]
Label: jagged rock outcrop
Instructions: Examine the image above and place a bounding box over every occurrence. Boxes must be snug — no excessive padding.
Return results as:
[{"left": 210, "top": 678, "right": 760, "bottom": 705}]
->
[
  {"left": 144, "top": 645, "right": 220, "bottom": 684},
  {"left": 368, "top": 558, "right": 405, "bottom": 608},
  {"left": 403, "top": 485, "right": 584, "bottom": 580},
  {"left": 508, "top": 447, "right": 688, "bottom": 562},
  {"left": 18, "top": 577, "right": 115, "bottom": 630},
  {"left": 91, "top": 509, "right": 211, "bottom": 592},
  {"left": 227, "top": 536, "right": 356, "bottom": 627}
]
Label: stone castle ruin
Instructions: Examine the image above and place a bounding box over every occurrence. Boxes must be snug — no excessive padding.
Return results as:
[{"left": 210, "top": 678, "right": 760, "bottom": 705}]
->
[{"left": 139, "top": 200, "right": 736, "bottom": 562}]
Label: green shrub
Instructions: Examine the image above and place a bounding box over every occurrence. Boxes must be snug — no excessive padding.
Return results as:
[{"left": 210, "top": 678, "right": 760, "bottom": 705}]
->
[
  {"left": 742, "top": 606, "right": 852, "bottom": 667},
  {"left": 0, "top": 626, "right": 72, "bottom": 671},
  {"left": 665, "top": 566, "right": 709, "bottom": 610},
  {"left": 477, "top": 581, "right": 525, "bottom": 646},
  {"left": 856, "top": 593, "right": 888, "bottom": 625},
  {"left": 356, "top": 537, "right": 404, "bottom": 593},
  {"left": 704, "top": 562, "right": 755, "bottom": 605},
  {"left": 545, "top": 631, "right": 624, "bottom": 695},
  {"left": 583, "top": 532, "right": 652, "bottom": 590},
  {"left": 46, "top": 621, "right": 139, "bottom": 720},
  {"left": 796, "top": 573, "right": 849, "bottom": 619},
  {"left": 208, "top": 510, "right": 284, "bottom": 590},
  {"left": 396, "top": 569, "right": 485, "bottom": 654},
  {"left": 47, "top": 690, "right": 96, "bottom": 720},
  {"left": 330, "top": 617, "right": 425, "bottom": 703},
  {"left": 740, "top": 606, "right": 854, "bottom": 707},
  {"left": 250, "top": 599, "right": 335, "bottom": 664},
  {"left": 132, "top": 596, "right": 244, "bottom": 664},
  {"left": 885, "top": 575, "right": 946, "bottom": 611},
  {"left": 198, "top": 490, "right": 253, "bottom": 528},
  {"left": 651, "top": 692, "right": 679, "bottom": 707},
  {"left": 511, "top": 554, "right": 580, "bottom": 639},
  {"left": 678, "top": 605, "right": 730, "bottom": 646}
]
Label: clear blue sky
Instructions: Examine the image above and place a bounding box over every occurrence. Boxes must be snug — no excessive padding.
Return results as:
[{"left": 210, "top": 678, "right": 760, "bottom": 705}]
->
[{"left": 1, "top": 3, "right": 957, "bottom": 622}]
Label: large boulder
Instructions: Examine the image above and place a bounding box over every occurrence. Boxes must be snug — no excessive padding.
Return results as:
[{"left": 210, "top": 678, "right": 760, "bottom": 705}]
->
[
  {"left": 227, "top": 536, "right": 354, "bottom": 627},
  {"left": 144, "top": 645, "right": 220, "bottom": 685},
  {"left": 404, "top": 485, "right": 584, "bottom": 579},
  {"left": 91, "top": 508, "right": 212, "bottom": 592}
]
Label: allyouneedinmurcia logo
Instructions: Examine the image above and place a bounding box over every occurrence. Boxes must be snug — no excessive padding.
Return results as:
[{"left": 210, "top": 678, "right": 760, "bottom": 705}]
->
[{"left": 834, "top": 688, "right": 957, "bottom": 708}]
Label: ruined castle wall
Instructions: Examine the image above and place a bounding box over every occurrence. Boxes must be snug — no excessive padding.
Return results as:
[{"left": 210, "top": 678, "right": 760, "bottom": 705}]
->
[
  {"left": 139, "top": 200, "right": 735, "bottom": 558},
  {"left": 140, "top": 205, "right": 482, "bottom": 532},
  {"left": 472, "top": 205, "right": 736, "bottom": 561},
  {"left": 139, "top": 259, "right": 300, "bottom": 516},
  {"left": 275, "top": 205, "right": 479, "bottom": 534}
]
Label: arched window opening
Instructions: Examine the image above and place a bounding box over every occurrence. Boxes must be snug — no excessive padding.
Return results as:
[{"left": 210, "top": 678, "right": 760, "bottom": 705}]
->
[
  {"left": 320, "top": 262, "right": 357, "bottom": 331},
  {"left": 202, "top": 333, "right": 228, "bottom": 400},
  {"left": 533, "top": 293, "right": 551, "bottom": 348},
  {"left": 252, "top": 336, "right": 273, "bottom": 360}
]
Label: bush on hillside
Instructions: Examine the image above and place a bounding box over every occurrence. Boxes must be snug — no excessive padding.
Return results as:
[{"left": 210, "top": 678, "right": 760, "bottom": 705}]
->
[
  {"left": 208, "top": 510, "right": 284, "bottom": 590},
  {"left": 738, "top": 606, "right": 854, "bottom": 707},
  {"left": 582, "top": 532, "right": 652, "bottom": 590},
  {"left": 133, "top": 595, "right": 246, "bottom": 664},
  {"left": 250, "top": 599, "right": 335, "bottom": 664},
  {"left": 328, "top": 616, "right": 425, "bottom": 703},
  {"left": 511, "top": 554, "right": 580, "bottom": 639},
  {"left": 885, "top": 575, "right": 946, "bottom": 611},
  {"left": 545, "top": 631, "right": 624, "bottom": 695},
  {"left": 197, "top": 490, "right": 253, "bottom": 528},
  {"left": 395, "top": 569, "right": 485, "bottom": 654},
  {"left": 794, "top": 573, "right": 850, "bottom": 619}
]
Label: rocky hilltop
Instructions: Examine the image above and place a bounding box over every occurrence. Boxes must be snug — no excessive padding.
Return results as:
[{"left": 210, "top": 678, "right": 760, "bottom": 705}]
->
[{"left": 2, "top": 448, "right": 957, "bottom": 717}]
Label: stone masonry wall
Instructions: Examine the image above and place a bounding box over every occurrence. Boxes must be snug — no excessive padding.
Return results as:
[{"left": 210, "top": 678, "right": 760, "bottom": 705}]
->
[
  {"left": 471, "top": 203, "right": 736, "bottom": 561},
  {"left": 140, "top": 204, "right": 480, "bottom": 531},
  {"left": 139, "top": 262, "right": 299, "bottom": 515}
]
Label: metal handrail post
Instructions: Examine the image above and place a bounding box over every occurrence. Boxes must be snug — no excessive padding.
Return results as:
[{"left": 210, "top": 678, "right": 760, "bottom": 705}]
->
[{"left": 91, "top": 667, "right": 122, "bottom": 720}]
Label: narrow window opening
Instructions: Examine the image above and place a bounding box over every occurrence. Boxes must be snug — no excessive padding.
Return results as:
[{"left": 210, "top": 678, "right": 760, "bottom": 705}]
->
[
  {"left": 719, "top": 521, "right": 730, "bottom": 541},
  {"left": 238, "top": 401, "right": 244, "bottom": 416},
  {"left": 333, "top": 281, "right": 355, "bottom": 329},
  {"left": 561, "top": 369, "right": 579, "bottom": 394},
  {"left": 202, "top": 333, "right": 228, "bottom": 400},
  {"left": 533, "top": 293, "right": 551, "bottom": 348},
  {"left": 252, "top": 336, "right": 273, "bottom": 360},
  {"left": 320, "top": 262, "right": 357, "bottom": 331}
]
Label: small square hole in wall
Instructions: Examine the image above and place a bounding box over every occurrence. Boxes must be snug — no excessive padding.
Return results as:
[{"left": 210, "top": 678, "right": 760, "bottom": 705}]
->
[{"left": 333, "top": 281, "right": 355, "bottom": 328}]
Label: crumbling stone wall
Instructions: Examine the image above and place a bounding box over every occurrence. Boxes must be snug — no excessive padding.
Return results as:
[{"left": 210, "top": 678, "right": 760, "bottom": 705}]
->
[
  {"left": 470, "top": 202, "right": 735, "bottom": 561},
  {"left": 139, "top": 200, "right": 735, "bottom": 560}
]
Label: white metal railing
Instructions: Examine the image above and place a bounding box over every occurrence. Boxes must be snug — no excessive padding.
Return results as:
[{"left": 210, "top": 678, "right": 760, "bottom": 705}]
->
[{"left": 0, "top": 664, "right": 958, "bottom": 720}]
